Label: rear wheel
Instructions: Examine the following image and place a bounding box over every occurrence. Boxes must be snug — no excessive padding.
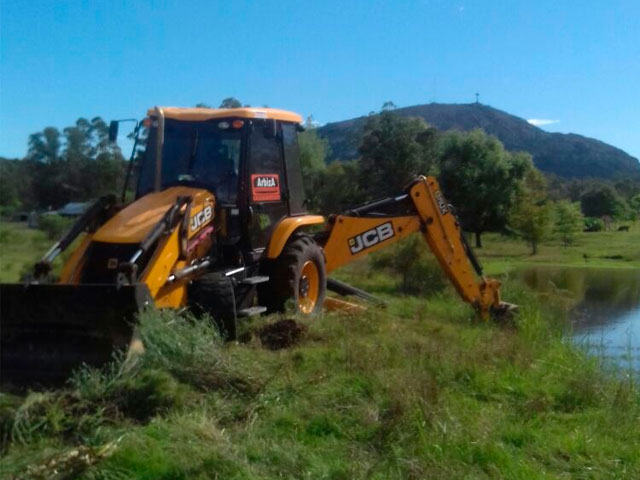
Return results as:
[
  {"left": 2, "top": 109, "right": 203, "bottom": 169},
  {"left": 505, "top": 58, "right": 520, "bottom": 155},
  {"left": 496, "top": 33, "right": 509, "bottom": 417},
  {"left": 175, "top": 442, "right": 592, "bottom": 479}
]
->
[{"left": 260, "top": 234, "right": 326, "bottom": 316}]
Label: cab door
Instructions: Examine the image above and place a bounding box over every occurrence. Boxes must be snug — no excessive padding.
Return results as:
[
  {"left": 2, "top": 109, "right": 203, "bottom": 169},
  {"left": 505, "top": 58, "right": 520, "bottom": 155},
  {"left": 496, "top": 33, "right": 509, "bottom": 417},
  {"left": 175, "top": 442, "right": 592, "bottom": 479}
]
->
[{"left": 246, "top": 119, "right": 289, "bottom": 251}]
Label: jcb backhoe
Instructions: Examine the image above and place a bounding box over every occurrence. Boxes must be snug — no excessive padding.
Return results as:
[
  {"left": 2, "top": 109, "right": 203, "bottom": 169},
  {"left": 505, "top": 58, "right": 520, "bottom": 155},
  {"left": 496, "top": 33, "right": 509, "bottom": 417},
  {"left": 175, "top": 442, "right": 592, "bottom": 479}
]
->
[{"left": 0, "top": 107, "right": 514, "bottom": 387}]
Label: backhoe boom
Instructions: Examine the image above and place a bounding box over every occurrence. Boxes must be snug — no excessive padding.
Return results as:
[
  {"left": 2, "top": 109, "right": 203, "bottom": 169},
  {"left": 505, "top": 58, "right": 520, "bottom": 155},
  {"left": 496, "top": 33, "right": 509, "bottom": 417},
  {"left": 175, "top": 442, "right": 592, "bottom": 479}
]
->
[{"left": 320, "top": 176, "right": 511, "bottom": 318}]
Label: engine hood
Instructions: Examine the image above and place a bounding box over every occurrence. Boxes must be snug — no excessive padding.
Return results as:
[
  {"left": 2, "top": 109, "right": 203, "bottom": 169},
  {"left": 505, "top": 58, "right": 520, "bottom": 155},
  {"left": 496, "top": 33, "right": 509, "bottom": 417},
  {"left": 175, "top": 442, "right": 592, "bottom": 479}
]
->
[{"left": 93, "top": 186, "right": 215, "bottom": 244}]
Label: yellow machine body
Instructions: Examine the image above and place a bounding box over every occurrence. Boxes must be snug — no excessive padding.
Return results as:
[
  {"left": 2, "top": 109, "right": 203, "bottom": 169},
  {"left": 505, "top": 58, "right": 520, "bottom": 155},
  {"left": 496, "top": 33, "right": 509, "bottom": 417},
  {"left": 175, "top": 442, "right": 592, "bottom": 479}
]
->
[{"left": 59, "top": 186, "right": 215, "bottom": 308}]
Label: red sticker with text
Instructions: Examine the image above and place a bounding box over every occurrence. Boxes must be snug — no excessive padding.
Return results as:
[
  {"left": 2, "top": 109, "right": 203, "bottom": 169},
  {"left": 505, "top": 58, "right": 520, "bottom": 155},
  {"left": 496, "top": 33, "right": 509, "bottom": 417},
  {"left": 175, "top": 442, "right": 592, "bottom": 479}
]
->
[{"left": 251, "top": 174, "right": 281, "bottom": 202}]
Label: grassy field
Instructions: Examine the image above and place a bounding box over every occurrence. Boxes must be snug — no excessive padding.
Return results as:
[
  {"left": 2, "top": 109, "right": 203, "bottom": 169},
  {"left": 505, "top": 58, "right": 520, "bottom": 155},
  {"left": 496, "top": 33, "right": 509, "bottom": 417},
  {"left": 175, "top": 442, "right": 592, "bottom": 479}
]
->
[
  {"left": 477, "top": 225, "right": 640, "bottom": 275},
  {"left": 1, "top": 220, "right": 638, "bottom": 282},
  {"left": 1, "top": 221, "right": 639, "bottom": 478},
  {"left": 0, "top": 223, "right": 52, "bottom": 282},
  {"left": 0, "top": 221, "right": 77, "bottom": 283}
]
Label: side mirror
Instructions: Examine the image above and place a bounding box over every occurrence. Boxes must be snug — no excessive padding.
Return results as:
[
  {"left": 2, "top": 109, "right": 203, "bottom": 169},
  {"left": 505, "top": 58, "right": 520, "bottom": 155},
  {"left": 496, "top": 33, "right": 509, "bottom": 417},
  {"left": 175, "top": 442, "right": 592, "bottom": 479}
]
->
[
  {"left": 263, "top": 119, "right": 277, "bottom": 139},
  {"left": 108, "top": 121, "right": 119, "bottom": 143}
]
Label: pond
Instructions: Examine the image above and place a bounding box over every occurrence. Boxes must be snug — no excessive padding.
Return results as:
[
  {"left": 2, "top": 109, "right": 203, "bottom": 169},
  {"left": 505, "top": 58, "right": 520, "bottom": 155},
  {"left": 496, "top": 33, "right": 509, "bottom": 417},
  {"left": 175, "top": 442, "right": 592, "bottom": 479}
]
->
[{"left": 517, "top": 266, "right": 640, "bottom": 370}]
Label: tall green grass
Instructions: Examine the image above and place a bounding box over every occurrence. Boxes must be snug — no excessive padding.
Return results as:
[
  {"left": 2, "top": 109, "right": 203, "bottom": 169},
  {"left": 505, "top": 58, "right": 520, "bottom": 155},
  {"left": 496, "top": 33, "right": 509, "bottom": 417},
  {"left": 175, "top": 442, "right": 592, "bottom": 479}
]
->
[
  {"left": 2, "top": 277, "right": 638, "bottom": 479},
  {"left": 1, "top": 227, "right": 638, "bottom": 478}
]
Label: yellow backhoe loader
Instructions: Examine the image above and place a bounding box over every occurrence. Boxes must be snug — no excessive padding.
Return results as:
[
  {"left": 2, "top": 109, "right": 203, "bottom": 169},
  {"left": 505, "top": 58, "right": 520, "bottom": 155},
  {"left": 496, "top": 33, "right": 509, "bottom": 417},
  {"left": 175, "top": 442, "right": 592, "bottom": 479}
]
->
[{"left": 0, "top": 107, "right": 514, "bottom": 387}]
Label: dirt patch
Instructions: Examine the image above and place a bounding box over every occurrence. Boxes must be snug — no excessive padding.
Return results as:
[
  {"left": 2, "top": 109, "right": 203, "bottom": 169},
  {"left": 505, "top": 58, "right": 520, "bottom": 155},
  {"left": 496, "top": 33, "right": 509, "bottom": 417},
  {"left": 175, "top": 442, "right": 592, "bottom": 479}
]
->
[{"left": 258, "top": 319, "right": 307, "bottom": 350}]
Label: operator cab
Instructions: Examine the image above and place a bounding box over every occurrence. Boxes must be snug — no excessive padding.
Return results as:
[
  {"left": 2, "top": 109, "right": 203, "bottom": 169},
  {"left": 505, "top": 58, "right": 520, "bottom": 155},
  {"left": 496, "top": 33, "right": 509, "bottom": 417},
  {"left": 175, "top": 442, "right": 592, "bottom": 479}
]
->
[{"left": 133, "top": 107, "right": 307, "bottom": 254}]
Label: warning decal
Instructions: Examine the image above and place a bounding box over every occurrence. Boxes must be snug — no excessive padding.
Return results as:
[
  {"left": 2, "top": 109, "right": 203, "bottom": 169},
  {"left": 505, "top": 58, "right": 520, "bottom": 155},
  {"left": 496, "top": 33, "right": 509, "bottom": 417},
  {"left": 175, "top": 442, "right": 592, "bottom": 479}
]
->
[{"left": 251, "top": 174, "right": 281, "bottom": 202}]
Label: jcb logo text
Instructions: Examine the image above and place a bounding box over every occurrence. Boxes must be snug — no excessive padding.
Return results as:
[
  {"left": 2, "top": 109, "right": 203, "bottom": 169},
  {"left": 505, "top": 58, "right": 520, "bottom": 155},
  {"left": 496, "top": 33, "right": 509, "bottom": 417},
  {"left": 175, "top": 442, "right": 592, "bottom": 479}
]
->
[
  {"left": 190, "top": 206, "right": 213, "bottom": 232},
  {"left": 348, "top": 222, "right": 395, "bottom": 254}
]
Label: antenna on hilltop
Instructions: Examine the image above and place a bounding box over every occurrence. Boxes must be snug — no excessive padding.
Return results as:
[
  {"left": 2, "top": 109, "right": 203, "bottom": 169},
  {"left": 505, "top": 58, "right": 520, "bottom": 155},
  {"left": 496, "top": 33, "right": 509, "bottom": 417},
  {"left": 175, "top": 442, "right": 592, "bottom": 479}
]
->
[{"left": 475, "top": 92, "right": 480, "bottom": 104}]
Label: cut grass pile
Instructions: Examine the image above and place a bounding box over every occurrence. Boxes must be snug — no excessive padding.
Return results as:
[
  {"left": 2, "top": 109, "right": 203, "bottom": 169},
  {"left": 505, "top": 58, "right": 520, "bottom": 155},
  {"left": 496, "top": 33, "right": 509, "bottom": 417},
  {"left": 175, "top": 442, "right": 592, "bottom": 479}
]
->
[{"left": 2, "top": 281, "right": 639, "bottom": 479}]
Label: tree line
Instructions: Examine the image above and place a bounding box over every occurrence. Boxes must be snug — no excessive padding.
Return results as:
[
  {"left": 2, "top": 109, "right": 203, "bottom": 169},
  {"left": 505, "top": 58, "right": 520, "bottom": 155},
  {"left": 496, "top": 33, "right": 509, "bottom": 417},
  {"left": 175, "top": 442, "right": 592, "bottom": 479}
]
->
[
  {"left": 1, "top": 98, "right": 638, "bottom": 255},
  {"left": 0, "top": 98, "right": 249, "bottom": 213},
  {"left": 0, "top": 117, "right": 125, "bottom": 211}
]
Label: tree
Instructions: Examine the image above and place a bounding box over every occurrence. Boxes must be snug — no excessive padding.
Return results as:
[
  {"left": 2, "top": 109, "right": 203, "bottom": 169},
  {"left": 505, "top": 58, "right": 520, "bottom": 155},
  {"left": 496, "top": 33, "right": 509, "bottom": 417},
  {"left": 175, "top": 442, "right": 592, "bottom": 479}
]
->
[
  {"left": 437, "top": 129, "right": 532, "bottom": 247},
  {"left": 0, "top": 158, "right": 24, "bottom": 215},
  {"left": 580, "top": 185, "right": 625, "bottom": 218},
  {"left": 219, "top": 97, "right": 242, "bottom": 108},
  {"left": 614, "top": 177, "right": 640, "bottom": 200},
  {"left": 370, "top": 236, "right": 446, "bottom": 295},
  {"left": 27, "top": 127, "right": 61, "bottom": 163},
  {"left": 298, "top": 124, "right": 329, "bottom": 210},
  {"left": 381, "top": 101, "right": 396, "bottom": 111},
  {"left": 316, "top": 161, "right": 364, "bottom": 214},
  {"left": 509, "top": 169, "right": 552, "bottom": 254},
  {"left": 299, "top": 118, "right": 329, "bottom": 175},
  {"left": 554, "top": 200, "right": 583, "bottom": 246},
  {"left": 358, "top": 109, "right": 439, "bottom": 200},
  {"left": 630, "top": 194, "right": 640, "bottom": 214},
  {"left": 566, "top": 178, "right": 589, "bottom": 202},
  {"left": 23, "top": 116, "right": 126, "bottom": 209}
]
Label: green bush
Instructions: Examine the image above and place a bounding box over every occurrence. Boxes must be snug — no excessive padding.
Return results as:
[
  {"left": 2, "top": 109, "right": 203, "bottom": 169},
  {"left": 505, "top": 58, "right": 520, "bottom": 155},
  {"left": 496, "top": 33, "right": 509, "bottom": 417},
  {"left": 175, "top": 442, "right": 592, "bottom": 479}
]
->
[
  {"left": 583, "top": 216, "right": 604, "bottom": 232},
  {"left": 370, "top": 236, "right": 447, "bottom": 295},
  {"left": 38, "top": 214, "right": 73, "bottom": 240},
  {"left": 0, "top": 204, "right": 19, "bottom": 220}
]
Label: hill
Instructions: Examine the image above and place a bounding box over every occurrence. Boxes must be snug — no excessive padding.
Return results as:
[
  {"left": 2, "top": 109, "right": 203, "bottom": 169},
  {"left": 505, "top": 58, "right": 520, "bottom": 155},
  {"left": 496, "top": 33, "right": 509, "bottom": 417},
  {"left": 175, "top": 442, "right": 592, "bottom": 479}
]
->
[{"left": 317, "top": 103, "right": 640, "bottom": 179}]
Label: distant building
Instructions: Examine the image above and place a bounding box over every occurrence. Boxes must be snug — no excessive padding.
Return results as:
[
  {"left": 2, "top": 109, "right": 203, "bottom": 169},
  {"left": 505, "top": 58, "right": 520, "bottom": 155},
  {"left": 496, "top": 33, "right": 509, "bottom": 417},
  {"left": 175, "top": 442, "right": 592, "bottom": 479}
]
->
[{"left": 58, "top": 202, "right": 90, "bottom": 217}]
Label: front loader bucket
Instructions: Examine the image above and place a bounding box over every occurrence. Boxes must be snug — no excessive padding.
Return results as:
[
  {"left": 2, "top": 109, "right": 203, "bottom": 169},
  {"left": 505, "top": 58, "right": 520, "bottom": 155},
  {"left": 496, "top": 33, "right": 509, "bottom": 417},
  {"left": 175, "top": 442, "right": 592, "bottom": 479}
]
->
[{"left": 0, "top": 283, "right": 152, "bottom": 388}]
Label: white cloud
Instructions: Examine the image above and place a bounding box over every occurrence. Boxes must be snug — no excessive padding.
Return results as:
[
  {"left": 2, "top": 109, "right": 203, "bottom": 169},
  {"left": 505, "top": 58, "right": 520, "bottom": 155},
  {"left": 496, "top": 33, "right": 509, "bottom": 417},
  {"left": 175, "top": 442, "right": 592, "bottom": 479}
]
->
[{"left": 527, "top": 118, "right": 560, "bottom": 127}]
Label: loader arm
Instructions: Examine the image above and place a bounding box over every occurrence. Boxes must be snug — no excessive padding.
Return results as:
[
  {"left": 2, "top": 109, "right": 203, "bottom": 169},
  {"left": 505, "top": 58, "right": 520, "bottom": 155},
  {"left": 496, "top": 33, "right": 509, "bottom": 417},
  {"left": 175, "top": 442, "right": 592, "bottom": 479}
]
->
[{"left": 320, "top": 176, "right": 508, "bottom": 318}]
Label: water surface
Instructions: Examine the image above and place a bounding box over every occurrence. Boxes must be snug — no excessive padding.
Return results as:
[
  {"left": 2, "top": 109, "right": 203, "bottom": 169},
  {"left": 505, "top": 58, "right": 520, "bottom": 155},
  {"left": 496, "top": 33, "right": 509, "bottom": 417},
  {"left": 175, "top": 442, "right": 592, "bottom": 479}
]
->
[{"left": 518, "top": 266, "right": 640, "bottom": 369}]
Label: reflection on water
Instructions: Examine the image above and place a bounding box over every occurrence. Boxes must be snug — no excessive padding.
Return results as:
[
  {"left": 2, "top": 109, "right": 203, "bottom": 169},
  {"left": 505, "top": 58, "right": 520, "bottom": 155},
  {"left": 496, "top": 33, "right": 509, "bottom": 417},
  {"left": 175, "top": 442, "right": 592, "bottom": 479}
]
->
[{"left": 518, "top": 266, "right": 640, "bottom": 369}]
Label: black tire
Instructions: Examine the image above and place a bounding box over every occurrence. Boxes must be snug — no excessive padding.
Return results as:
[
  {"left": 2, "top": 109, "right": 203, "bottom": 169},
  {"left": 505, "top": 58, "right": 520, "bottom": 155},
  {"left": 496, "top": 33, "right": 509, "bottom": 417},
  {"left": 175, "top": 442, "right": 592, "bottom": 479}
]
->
[
  {"left": 188, "top": 273, "right": 237, "bottom": 339},
  {"left": 259, "top": 233, "right": 327, "bottom": 315}
]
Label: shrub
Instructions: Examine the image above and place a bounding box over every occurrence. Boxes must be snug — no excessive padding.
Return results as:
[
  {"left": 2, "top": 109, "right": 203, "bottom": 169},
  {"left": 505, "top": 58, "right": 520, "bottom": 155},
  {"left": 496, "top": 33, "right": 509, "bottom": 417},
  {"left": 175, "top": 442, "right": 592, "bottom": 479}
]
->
[
  {"left": 553, "top": 200, "right": 583, "bottom": 246},
  {"left": 38, "top": 214, "right": 73, "bottom": 240},
  {"left": 0, "top": 205, "right": 19, "bottom": 220},
  {"left": 370, "top": 236, "right": 447, "bottom": 295},
  {"left": 583, "top": 217, "right": 604, "bottom": 232}
]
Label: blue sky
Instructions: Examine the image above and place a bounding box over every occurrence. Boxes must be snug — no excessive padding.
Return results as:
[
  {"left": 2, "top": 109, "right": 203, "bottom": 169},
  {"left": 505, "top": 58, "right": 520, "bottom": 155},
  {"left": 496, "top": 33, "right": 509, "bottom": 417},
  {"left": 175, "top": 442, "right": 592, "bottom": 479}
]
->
[{"left": 1, "top": 0, "right": 639, "bottom": 160}]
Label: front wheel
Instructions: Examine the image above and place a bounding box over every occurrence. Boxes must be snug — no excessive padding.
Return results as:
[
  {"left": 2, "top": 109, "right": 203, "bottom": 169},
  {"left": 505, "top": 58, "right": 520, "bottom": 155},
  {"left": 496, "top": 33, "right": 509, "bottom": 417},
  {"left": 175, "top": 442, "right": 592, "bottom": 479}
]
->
[
  {"left": 188, "top": 273, "right": 237, "bottom": 339},
  {"left": 260, "top": 234, "right": 326, "bottom": 316}
]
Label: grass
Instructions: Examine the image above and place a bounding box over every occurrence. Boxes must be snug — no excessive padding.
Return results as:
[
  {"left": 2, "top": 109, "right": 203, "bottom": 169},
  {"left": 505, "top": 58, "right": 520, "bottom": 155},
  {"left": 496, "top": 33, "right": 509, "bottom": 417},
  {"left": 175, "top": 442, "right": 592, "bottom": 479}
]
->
[
  {"left": 0, "top": 223, "right": 52, "bottom": 282},
  {"left": 1, "top": 220, "right": 638, "bottom": 282},
  {"left": 2, "top": 281, "right": 639, "bottom": 478},
  {"left": 0, "top": 221, "right": 80, "bottom": 282},
  {"left": 1, "top": 220, "right": 639, "bottom": 478},
  {"left": 476, "top": 222, "right": 640, "bottom": 275}
]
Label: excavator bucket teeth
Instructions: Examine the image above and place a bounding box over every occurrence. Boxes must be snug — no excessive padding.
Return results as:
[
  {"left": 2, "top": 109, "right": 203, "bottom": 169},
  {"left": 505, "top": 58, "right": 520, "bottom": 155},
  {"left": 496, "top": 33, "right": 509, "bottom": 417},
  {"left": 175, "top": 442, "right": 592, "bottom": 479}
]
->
[{"left": 0, "top": 283, "right": 152, "bottom": 388}]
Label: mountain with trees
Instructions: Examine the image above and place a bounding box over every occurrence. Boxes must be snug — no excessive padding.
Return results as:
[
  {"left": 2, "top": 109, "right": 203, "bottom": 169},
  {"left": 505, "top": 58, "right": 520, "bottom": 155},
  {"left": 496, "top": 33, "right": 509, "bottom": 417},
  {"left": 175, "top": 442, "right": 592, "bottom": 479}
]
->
[{"left": 317, "top": 103, "right": 640, "bottom": 179}]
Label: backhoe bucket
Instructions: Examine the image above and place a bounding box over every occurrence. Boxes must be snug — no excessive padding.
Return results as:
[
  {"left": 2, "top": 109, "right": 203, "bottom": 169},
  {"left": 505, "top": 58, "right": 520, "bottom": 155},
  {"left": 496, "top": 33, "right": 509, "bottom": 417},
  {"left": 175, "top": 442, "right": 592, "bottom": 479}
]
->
[{"left": 0, "top": 283, "right": 152, "bottom": 388}]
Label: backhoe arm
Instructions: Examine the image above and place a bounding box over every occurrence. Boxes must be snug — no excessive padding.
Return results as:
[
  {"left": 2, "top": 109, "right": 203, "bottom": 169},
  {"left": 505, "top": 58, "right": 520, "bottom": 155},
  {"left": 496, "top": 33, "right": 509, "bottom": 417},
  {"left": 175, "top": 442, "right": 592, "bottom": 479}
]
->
[{"left": 321, "top": 176, "right": 511, "bottom": 319}]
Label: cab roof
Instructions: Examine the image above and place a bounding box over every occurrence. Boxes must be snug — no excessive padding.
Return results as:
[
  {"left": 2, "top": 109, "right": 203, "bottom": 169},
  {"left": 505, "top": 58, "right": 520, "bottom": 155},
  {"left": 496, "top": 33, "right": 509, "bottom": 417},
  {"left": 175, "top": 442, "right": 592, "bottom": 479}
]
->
[{"left": 147, "top": 106, "right": 303, "bottom": 124}]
